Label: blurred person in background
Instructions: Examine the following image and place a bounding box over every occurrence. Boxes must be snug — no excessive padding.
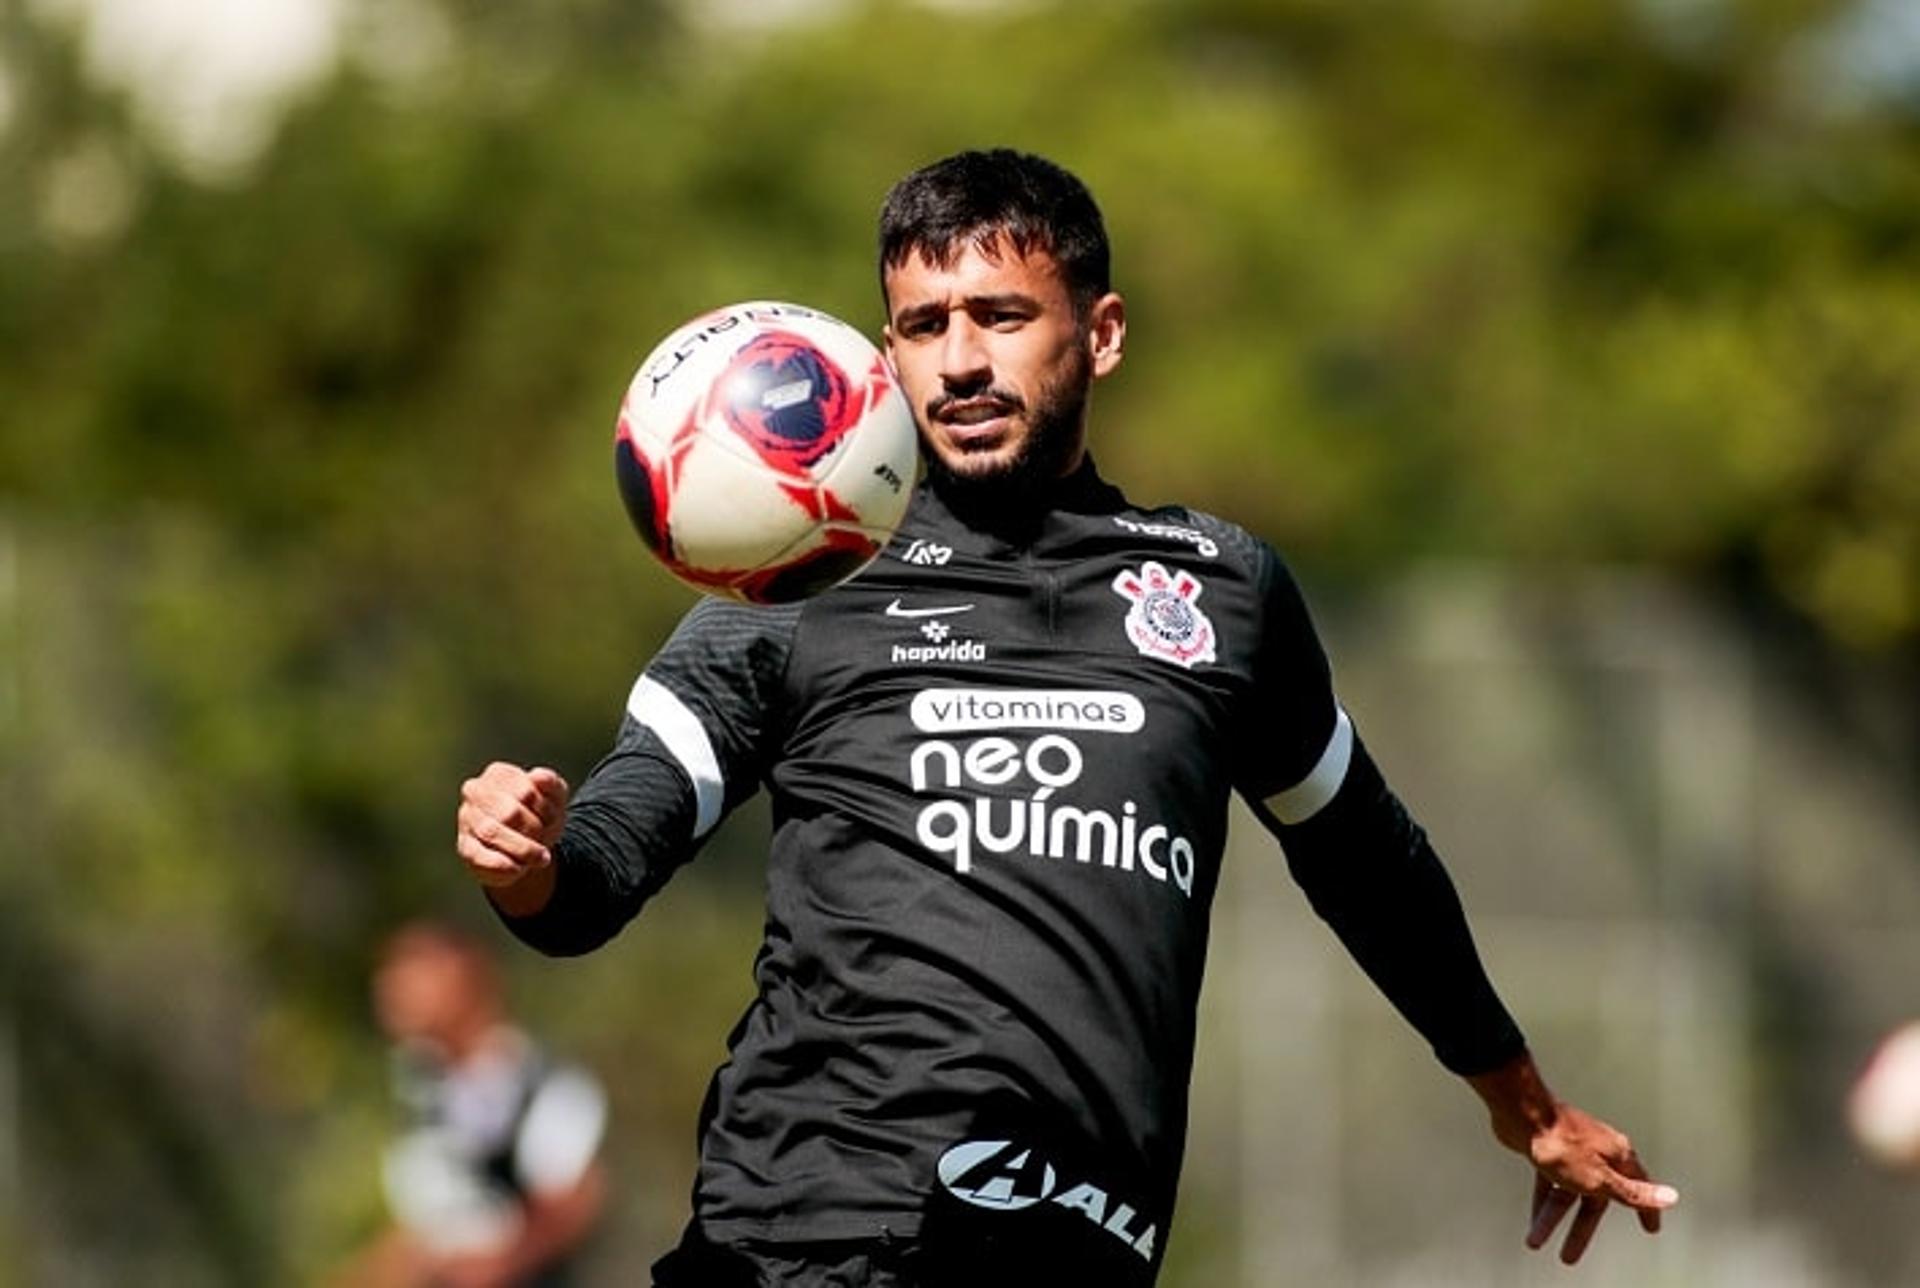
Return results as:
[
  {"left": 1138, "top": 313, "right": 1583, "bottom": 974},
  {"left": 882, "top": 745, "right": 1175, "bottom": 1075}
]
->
[
  {"left": 455, "top": 149, "right": 1677, "bottom": 1286},
  {"left": 1849, "top": 1020, "right": 1920, "bottom": 1173},
  {"left": 334, "top": 921, "right": 608, "bottom": 1288}
]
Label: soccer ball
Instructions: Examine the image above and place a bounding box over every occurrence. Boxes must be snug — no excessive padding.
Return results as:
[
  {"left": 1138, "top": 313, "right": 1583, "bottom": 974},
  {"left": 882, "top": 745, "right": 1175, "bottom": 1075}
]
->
[{"left": 614, "top": 300, "right": 918, "bottom": 603}]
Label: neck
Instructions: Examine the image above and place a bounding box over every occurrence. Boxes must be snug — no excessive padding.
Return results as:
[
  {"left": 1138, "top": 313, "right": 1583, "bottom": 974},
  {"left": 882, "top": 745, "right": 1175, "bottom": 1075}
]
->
[
  {"left": 925, "top": 452, "right": 1100, "bottom": 539},
  {"left": 439, "top": 1009, "right": 507, "bottom": 1064}
]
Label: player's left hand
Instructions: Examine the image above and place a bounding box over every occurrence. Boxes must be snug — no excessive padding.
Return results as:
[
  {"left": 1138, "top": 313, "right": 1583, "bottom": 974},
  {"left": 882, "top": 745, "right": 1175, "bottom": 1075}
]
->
[
  {"left": 1516, "top": 1100, "right": 1677, "bottom": 1265},
  {"left": 1467, "top": 1051, "right": 1678, "bottom": 1265}
]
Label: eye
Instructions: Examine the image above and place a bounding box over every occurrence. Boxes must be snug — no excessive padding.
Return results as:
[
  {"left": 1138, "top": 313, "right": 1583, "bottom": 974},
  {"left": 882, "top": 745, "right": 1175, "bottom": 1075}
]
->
[
  {"left": 897, "top": 314, "right": 944, "bottom": 340},
  {"left": 975, "top": 305, "right": 1029, "bottom": 330}
]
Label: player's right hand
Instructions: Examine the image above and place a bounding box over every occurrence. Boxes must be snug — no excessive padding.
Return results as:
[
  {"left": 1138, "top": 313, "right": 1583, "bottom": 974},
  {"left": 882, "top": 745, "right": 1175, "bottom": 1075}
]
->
[{"left": 456, "top": 761, "right": 570, "bottom": 890}]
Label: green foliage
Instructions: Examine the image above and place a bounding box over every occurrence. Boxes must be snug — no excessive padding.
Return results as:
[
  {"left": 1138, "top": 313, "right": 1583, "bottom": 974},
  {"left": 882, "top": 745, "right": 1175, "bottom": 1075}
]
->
[{"left": 1, "top": 0, "right": 1916, "bottom": 1278}]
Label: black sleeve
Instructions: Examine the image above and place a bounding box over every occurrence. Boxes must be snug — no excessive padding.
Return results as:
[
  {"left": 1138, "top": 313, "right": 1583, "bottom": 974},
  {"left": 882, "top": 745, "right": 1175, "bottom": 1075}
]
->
[
  {"left": 1230, "top": 543, "right": 1341, "bottom": 803},
  {"left": 497, "top": 597, "right": 800, "bottom": 956},
  {"left": 1249, "top": 742, "right": 1525, "bottom": 1075},
  {"left": 1235, "top": 542, "right": 1524, "bottom": 1076}
]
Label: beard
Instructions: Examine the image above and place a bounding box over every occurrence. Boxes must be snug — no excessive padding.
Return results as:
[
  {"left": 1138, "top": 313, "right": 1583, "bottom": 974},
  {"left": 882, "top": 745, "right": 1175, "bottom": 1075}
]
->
[{"left": 921, "top": 343, "right": 1092, "bottom": 512}]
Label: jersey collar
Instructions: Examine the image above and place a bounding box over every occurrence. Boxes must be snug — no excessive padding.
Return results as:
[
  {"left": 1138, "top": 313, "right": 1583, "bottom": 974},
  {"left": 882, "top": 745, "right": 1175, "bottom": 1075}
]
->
[{"left": 914, "top": 456, "right": 1128, "bottom": 556}]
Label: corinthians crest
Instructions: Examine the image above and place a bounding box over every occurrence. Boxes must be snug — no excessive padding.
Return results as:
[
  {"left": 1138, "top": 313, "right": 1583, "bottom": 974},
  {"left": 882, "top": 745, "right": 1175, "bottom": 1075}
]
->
[{"left": 1112, "top": 560, "right": 1216, "bottom": 669}]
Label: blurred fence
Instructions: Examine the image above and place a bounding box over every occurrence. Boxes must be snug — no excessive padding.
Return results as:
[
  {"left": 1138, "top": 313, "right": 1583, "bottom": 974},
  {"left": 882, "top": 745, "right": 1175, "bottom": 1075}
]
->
[{"left": 1183, "top": 564, "right": 1920, "bottom": 1287}]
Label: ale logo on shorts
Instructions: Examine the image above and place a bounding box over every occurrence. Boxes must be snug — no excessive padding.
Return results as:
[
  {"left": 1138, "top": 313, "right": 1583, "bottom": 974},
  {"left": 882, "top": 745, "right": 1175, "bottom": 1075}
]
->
[
  {"left": 1112, "top": 561, "right": 1216, "bottom": 670},
  {"left": 938, "top": 1138, "right": 1058, "bottom": 1211},
  {"left": 935, "top": 1136, "right": 1161, "bottom": 1262}
]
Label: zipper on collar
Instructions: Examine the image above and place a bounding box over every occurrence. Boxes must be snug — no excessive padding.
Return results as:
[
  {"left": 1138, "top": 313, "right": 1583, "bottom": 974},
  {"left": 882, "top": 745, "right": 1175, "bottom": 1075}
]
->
[{"left": 1021, "top": 546, "right": 1060, "bottom": 639}]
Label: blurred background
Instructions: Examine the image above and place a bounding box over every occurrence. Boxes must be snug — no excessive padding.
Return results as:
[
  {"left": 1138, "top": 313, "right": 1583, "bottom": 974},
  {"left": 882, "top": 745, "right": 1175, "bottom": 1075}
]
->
[{"left": 3, "top": 0, "right": 1918, "bottom": 1283}]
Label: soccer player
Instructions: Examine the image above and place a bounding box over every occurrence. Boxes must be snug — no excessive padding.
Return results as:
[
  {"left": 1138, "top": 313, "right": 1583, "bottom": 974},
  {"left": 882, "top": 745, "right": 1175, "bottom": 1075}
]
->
[{"left": 456, "top": 149, "right": 1677, "bottom": 1286}]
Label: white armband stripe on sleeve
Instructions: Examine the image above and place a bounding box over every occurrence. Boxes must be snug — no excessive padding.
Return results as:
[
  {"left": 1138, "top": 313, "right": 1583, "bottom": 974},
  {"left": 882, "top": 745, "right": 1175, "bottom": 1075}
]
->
[
  {"left": 1265, "top": 706, "right": 1353, "bottom": 825},
  {"left": 627, "top": 674, "right": 725, "bottom": 839}
]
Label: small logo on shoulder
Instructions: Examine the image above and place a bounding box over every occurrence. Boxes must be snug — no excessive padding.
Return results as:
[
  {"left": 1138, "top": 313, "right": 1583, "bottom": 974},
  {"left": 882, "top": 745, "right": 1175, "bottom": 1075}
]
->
[
  {"left": 1112, "top": 561, "right": 1216, "bottom": 669},
  {"left": 897, "top": 538, "right": 954, "bottom": 566},
  {"left": 1112, "top": 515, "right": 1219, "bottom": 558}
]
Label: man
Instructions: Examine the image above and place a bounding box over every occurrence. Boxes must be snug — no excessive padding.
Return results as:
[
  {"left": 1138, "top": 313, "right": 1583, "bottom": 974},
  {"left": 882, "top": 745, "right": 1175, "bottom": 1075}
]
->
[
  {"left": 336, "top": 922, "right": 609, "bottom": 1288},
  {"left": 457, "top": 149, "right": 1677, "bottom": 1285}
]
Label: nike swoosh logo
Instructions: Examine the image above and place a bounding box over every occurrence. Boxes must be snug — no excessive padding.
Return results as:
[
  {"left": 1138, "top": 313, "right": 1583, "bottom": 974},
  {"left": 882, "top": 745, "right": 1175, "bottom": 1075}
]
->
[{"left": 884, "top": 598, "right": 976, "bottom": 619}]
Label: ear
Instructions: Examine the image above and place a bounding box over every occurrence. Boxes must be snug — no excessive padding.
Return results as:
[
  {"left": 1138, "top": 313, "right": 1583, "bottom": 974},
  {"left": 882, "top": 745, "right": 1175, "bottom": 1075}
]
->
[{"left": 1086, "top": 292, "right": 1126, "bottom": 379}]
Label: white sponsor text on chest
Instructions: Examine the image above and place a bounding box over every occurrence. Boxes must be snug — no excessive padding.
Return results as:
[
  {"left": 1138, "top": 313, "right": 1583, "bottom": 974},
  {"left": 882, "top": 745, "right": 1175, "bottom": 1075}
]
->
[
  {"left": 905, "top": 688, "right": 1195, "bottom": 896},
  {"left": 910, "top": 689, "right": 1146, "bottom": 733}
]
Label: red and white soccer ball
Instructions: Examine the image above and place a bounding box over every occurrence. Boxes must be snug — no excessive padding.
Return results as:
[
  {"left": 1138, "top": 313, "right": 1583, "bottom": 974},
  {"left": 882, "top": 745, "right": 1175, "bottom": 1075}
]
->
[{"left": 614, "top": 300, "right": 918, "bottom": 604}]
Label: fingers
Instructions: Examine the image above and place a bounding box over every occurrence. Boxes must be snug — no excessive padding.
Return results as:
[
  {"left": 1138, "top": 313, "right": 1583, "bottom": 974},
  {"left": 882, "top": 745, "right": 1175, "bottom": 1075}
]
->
[
  {"left": 1605, "top": 1173, "right": 1679, "bottom": 1211},
  {"left": 1600, "top": 1145, "right": 1679, "bottom": 1224},
  {"left": 1526, "top": 1180, "right": 1613, "bottom": 1265},
  {"left": 457, "top": 761, "right": 569, "bottom": 887},
  {"left": 1526, "top": 1174, "right": 1577, "bottom": 1251},
  {"left": 458, "top": 805, "right": 550, "bottom": 864},
  {"left": 1604, "top": 1174, "right": 1676, "bottom": 1238},
  {"left": 456, "top": 827, "right": 543, "bottom": 887},
  {"left": 1526, "top": 1163, "right": 1678, "bottom": 1263},
  {"left": 526, "top": 766, "right": 572, "bottom": 821},
  {"left": 1530, "top": 1172, "right": 1676, "bottom": 1260},
  {"left": 1556, "top": 1169, "right": 1679, "bottom": 1264},
  {"left": 1611, "top": 1147, "right": 1678, "bottom": 1221},
  {"left": 1559, "top": 1194, "right": 1609, "bottom": 1264}
]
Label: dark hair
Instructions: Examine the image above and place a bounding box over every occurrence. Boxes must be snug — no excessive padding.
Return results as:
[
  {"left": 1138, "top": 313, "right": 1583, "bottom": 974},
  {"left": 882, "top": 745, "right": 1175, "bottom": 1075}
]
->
[{"left": 878, "top": 149, "right": 1111, "bottom": 315}]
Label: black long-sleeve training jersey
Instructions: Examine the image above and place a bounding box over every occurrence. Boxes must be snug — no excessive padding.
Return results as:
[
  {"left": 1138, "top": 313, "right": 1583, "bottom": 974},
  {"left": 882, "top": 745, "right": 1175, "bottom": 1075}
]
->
[{"left": 499, "top": 460, "right": 1523, "bottom": 1278}]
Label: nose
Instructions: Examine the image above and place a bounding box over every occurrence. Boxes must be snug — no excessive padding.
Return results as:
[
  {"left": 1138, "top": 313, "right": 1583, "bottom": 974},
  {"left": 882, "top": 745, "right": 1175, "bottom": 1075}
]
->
[{"left": 937, "top": 314, "right": 991, "bottom": 392}]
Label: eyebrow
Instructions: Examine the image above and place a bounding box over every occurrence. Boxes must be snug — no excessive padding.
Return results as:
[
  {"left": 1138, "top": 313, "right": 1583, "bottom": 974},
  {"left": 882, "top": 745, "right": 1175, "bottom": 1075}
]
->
[{"left": 892, "top": 291, "right": 1042, "bottom": 328}]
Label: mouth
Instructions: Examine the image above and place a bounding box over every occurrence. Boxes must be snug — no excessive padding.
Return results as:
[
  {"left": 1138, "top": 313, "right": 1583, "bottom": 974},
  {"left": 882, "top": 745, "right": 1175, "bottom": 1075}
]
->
[{"left": 932, "top": 398, "right": 1020, "bottom": 444}]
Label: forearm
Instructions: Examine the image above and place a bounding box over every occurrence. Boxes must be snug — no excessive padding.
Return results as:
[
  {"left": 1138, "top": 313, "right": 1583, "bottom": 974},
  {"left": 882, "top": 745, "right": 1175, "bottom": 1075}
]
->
[
  {"left": 493, "top": 747, "right": 699, "bottom": 956},
  {"left": 487, "top": 1167, "right": 607, "bottom": 1282},
  {"left": 1255, "top": 699, "right": 1677, "bottom": 1262},
  {"left": 489, "top": 599, "right": 790, "bottom": 951},
  {"left": 1274, "top": 740, "right": 1524, "bottom": 1075},
  {"left": 1466, "top": 1047, "right": 1560, "bottom": 1153}
]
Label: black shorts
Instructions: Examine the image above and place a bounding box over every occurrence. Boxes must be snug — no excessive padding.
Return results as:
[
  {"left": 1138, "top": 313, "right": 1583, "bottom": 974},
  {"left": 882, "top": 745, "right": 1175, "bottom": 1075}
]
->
[
  {"left": 653, "top": 1206, "right": 1156, "bottom": 1288},
  {"left": 651, "top": 1233, "right": 915, "bottom": 1288}
]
